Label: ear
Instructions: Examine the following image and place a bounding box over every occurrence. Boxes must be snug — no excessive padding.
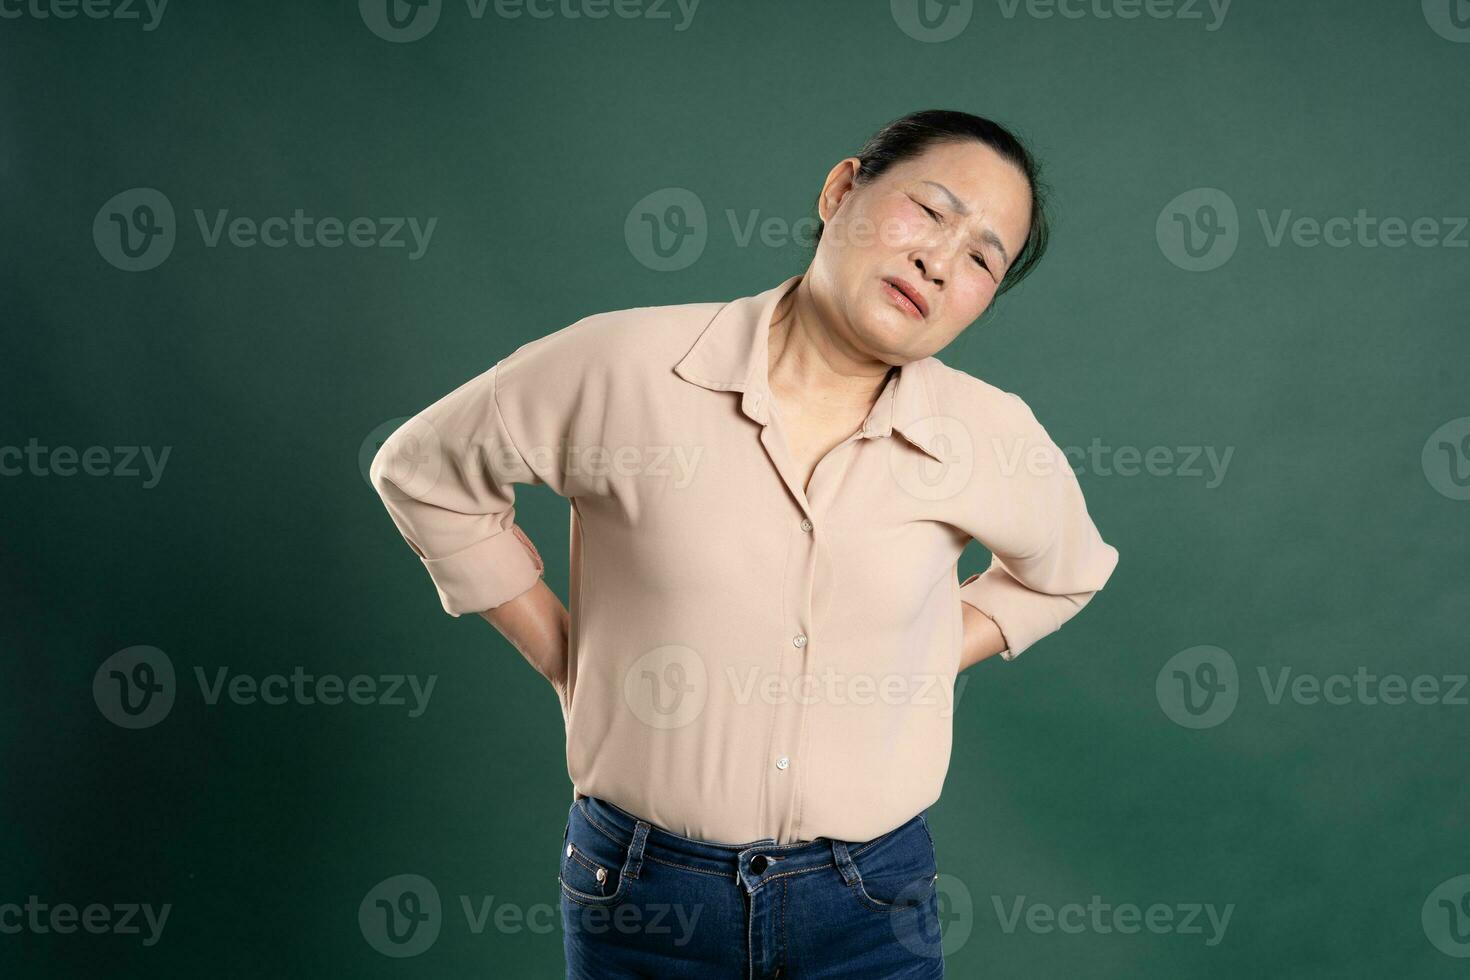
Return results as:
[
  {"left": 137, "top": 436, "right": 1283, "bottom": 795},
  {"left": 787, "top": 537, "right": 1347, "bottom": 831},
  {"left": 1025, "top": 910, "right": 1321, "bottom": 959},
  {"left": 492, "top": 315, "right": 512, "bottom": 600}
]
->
[{"left": 818, "top": 157, "right": 863, "bottom": 224}]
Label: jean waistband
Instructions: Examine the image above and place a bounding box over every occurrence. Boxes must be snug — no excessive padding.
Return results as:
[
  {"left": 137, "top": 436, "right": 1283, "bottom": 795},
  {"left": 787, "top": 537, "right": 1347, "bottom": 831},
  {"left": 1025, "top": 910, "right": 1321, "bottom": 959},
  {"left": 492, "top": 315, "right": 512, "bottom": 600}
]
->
[{"left": 575, "top": 794, "right": 926, "bottom": 882}]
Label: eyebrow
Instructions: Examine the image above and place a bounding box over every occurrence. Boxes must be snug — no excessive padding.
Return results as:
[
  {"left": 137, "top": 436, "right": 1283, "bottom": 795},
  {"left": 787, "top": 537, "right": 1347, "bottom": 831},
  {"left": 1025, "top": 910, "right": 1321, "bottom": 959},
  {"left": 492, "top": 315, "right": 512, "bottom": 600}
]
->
[{"left": 920, "top": 180, "right": 1012, "bottom": 273}]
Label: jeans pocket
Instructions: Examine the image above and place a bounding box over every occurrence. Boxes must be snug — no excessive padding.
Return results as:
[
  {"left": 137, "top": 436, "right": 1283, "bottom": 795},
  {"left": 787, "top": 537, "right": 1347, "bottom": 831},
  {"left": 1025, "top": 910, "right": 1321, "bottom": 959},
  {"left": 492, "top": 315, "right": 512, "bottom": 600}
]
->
[
  {"left": 559, "top": 800, "right": 632, "bottom": 909},
  {"left": 849, "top": 815, "right": 939, "bottom": 913}
]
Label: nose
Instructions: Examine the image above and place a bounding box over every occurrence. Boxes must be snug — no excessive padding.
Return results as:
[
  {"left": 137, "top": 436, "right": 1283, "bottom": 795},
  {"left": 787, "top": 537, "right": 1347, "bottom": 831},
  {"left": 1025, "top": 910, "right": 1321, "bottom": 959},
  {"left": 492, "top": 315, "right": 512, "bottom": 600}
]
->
[{"left": 915, "top": 256, "right": 942, "bottom": 288}]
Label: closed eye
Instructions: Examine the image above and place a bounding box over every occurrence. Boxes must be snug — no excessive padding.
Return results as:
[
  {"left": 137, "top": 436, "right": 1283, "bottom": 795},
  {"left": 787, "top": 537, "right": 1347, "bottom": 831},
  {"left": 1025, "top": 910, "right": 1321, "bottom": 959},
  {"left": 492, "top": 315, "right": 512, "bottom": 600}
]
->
[{"left": 915, "top": 197, "right": 992, "bottom": 273}]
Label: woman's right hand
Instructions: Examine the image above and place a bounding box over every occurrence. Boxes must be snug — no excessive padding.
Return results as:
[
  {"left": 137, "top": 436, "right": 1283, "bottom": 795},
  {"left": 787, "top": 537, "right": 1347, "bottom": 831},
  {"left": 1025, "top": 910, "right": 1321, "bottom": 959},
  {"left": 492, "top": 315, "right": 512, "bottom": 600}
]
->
[{"left": 479, "top": 578, "right": 572, "bottom": 709}]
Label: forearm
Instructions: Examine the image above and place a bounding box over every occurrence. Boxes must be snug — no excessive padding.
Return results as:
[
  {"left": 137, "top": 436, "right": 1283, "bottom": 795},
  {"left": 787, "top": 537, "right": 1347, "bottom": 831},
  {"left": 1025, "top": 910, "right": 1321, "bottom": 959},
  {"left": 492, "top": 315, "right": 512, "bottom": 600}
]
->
[
  {"left": 480, "top": 578, "right": 570, "bottom": 695},
  {"left": 958, "top": 601, "right": 1008, "bottom": 672}
]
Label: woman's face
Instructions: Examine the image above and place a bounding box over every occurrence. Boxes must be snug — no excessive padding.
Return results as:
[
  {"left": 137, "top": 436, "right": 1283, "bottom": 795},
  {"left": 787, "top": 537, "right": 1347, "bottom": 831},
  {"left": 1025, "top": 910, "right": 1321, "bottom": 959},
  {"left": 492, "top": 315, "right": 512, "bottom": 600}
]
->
[{"left": 806, "top": 139, "right": 1034, "bottom": 365}]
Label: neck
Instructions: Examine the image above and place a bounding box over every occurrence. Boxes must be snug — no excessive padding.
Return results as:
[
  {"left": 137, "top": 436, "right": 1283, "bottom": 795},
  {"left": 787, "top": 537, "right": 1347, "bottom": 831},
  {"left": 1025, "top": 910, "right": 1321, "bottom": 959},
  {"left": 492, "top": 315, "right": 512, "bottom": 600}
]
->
[{"left": 767, "top": 275, "right": 893, "bottom": 420}]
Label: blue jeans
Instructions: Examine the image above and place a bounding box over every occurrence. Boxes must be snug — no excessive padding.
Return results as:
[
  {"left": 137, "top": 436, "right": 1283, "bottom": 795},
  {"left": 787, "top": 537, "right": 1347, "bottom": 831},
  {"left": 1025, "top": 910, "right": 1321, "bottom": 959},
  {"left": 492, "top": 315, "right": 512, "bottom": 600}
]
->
[{"left": 558, "top": 795, "right": 945, "bottom": 978}]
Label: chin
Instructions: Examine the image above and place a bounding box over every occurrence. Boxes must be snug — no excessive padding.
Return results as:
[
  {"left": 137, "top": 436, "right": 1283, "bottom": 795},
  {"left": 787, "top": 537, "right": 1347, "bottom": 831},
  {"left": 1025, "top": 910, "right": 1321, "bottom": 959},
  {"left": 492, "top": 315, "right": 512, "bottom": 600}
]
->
[{"left": 853, "top": 315, "right": 918, "bottom": 361}]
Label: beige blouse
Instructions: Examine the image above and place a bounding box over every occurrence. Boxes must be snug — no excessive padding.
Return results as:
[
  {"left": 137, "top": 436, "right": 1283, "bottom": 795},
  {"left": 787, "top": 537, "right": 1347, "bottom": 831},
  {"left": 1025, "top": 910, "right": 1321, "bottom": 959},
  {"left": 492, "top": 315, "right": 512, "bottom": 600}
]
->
[{"left": 371, "top": 273, "right": 1119, "bottom": 845}]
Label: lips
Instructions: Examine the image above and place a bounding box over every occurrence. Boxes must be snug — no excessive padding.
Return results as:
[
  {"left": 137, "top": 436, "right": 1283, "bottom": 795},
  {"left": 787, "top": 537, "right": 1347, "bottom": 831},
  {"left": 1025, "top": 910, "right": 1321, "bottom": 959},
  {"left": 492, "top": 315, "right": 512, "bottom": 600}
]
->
[{"left": 882, "top": 277, "right": 928, "bottom": 319}]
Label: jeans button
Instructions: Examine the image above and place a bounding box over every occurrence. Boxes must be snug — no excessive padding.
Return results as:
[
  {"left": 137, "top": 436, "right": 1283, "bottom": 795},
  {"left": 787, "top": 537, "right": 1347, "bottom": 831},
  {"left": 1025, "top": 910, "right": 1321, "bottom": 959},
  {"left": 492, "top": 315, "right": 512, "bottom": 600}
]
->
[{"left": 751, "top": 854, "right": 769, "bottom": 873}]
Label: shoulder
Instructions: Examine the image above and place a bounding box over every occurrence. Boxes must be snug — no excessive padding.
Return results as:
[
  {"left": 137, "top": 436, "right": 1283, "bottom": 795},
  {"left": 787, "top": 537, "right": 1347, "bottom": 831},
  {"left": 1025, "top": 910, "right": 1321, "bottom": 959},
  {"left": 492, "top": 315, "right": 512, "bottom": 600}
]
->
[
  {"left": 922, "top": 356, "right": 1050, "bottom": 439},
  {"left": 496, "top": 295, "right": 725, "bottom": 388}
]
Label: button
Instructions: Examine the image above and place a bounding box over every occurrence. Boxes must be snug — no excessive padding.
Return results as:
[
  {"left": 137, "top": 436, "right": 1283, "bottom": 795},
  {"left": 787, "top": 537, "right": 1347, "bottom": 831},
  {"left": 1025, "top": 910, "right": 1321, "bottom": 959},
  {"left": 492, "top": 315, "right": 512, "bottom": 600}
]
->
[
  {"left": 751, "top": 854, "right": 769, "bottom": 873},
  {"left": 566, "top": 844, "right": 573, "bottom": 857},
  {"left": 595, "top": 868, "right": 607, "bottom": 883},
  {"left": 800, "top": 518, "right": 813, "bottom": 532},
  {"left": 776, "top": 756, "right": 789, "bottom": 770},
  {"left": 792, "top": 634, "right": 807, "bottom": 649}
]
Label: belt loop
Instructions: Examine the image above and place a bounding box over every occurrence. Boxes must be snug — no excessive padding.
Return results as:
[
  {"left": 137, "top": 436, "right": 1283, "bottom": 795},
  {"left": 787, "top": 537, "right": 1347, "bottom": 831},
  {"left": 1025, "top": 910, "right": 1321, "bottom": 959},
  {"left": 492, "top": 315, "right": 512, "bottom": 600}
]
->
[
  {"left": 830, "top": 839, "right": 860, "bottom": 886},
  {"left": 623, "top": 819, "right": 652, "bottom": 880}
]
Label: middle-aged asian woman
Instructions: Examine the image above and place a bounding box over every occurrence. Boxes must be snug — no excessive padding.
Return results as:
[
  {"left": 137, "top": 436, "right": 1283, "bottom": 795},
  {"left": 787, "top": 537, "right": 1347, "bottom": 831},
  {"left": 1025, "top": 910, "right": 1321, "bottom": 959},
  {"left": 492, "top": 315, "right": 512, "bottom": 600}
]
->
[{"left": 371, "top": 107, "right": 1120, "bottom": 978}]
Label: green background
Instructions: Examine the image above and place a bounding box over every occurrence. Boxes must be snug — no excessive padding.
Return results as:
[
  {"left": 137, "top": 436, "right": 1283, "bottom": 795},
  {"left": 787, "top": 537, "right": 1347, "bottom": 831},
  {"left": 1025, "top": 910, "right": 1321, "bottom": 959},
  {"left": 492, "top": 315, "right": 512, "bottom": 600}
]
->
[{"left": 3, "top": 0, "right": 1468, "bottom": 976}]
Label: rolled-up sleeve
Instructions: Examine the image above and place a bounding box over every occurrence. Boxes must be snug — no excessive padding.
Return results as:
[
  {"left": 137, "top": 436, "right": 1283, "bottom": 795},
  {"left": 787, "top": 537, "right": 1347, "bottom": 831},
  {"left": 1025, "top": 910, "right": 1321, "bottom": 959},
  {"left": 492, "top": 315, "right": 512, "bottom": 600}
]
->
[
  {"left": 956, "top": 392, "right": 1119, "bottom": 660},
  {"left": 369, "top": 356, "right": 549, "bottom": 617}
]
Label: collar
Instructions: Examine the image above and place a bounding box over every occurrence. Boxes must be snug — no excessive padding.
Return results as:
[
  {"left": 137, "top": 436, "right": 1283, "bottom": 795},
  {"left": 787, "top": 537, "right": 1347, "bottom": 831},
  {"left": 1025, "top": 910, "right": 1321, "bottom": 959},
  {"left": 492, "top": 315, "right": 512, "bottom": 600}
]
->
[{"left": 673, "top": 274, "right": 947, "bottom": 462}]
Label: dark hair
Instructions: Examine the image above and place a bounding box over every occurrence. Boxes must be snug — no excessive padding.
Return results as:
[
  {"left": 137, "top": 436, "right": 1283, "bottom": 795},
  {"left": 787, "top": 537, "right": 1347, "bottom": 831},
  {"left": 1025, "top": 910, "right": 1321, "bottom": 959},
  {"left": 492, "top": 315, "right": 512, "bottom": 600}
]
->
[{"left": 811, "top": 109, "right": 1052, "bottom": 297}]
